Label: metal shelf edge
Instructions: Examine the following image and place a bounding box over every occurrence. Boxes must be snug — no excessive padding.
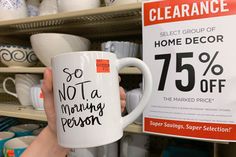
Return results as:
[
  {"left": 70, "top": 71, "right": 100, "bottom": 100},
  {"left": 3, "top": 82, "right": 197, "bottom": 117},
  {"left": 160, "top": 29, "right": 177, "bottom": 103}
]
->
[{"left": 0, "top": 67, "right": 141, "bottom": 74}]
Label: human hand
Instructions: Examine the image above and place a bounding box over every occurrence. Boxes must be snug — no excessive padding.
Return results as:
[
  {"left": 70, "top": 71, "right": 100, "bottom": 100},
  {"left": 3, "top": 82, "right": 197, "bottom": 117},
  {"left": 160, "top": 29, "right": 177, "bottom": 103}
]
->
[
  {"left": 41, "top": 68, "right": 126, "bottom": 134},
  {"left": 41, "top": 68, "right": 56, "bottom": 134}
]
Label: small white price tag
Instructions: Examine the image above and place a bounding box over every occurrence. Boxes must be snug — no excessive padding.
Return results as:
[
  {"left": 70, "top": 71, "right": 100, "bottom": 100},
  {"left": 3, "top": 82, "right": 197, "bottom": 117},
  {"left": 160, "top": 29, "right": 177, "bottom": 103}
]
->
[{"left": 143, "top": 0, "right": 236, "bottom": 141}]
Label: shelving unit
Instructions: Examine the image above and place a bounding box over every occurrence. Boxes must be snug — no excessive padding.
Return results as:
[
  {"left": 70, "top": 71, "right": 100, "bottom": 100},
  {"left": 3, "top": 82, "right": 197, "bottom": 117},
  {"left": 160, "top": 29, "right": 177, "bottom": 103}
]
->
[
  {"left": 0, "top": 3, "right": 143, "bottom": 134},
  {"left": 0, "top": 3, "right": 142, "bottom": 39}
]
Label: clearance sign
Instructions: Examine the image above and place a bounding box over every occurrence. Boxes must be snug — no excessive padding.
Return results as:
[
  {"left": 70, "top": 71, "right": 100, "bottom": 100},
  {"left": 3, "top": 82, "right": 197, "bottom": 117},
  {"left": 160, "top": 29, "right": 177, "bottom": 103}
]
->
[{"left": 142, "top": 0, "right": 236, "bottom": 142}]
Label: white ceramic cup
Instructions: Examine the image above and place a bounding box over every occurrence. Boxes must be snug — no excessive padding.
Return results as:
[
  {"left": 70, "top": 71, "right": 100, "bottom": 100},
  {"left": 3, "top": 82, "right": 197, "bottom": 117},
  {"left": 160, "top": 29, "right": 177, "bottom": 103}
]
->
[
  {"left": 30, "top": 80, "right": 44, "bottom": 110},
  {"left": 58, "top": 0, "right": 101, "bottom": 13},
  {"left": 120, "top": 134, "right": 149, "bottom": 157},
  {"left": 105, "top": 0, "right": 143, "bottom": 6},
  {"left": 101, "top": 41, "right": 139, "bottom": 59},
  {"left": 38, "top": 0, "right": 58, "bottom": 16},
  {"left": 52, "top": 51, "right": 152, "bottom": 148},
  {"left": 27, "top": 0, "right": 40, "bottom": 16},
  {"left": 0, "top": 0, "right": 28, "bottom": 21},
  {"left": 3, "top": 74, "right": 41, "bottom": 106}
]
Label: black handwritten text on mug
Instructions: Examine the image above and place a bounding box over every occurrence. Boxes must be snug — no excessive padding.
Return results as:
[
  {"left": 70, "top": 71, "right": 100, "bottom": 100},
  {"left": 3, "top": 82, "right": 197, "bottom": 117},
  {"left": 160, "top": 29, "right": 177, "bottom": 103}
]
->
[
  {"left": 61, "top": 101, "right": 105, "bottom": 116},
  {"left": 63, "top": 68, "right": 83, "bottom": 82},
  {"left": 58, "top": 81, "right": 92, "bottom": 101},
  {"left": 57, "top": 68, "right": 106, "bottom": 132},
  {"left": 61, "top": 116, "right": 102, "bottom": 132}
]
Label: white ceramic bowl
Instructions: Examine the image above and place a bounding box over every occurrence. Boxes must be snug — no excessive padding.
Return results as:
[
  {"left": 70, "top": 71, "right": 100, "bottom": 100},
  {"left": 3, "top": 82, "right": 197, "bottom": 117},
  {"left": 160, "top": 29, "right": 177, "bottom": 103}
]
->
[
  {"left": 3, "top": 136, "right": 36, "bottom": 157},
  {"left": 32, "top": 128, "right": 44, "bottom": 136},
  {"left": 30, "top": 33, "right": 91, "bottom": 66},
  {"left": 0, "top": 45, "right": 38, "bottom": 67},
  {"left": 8, "top": 124, "right": 39, "bottom": 137},
  {"left": 58, "top": 0, "right": 101, "bottom": 13},
  {"left": 9, "top": 124, "right": 39, "bottom": 133}
]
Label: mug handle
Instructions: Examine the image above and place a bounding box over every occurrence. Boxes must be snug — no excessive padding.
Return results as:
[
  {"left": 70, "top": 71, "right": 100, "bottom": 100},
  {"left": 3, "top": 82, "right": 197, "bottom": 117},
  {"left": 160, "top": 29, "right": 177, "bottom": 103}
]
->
[
  {"left": 116, "top": 58, "right": 153, "bottom": 129},
  {"left": 3, "top": 77, "right": 18, "bottom": 98}
]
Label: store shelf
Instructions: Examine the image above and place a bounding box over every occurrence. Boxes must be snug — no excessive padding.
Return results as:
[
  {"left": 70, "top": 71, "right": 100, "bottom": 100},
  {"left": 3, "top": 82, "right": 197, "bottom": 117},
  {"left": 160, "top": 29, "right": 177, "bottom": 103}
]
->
[
  {"left": 0, "top": 102, "right": 47, "bottom": 121},
  {"left": 0, "top": 67, "right": 45, "bottom": 73},
  {"left": 0, "top": 102, "right": 142, "bottom": 133},
  {"left": 124, "top": 123, "right": 143, "bottom": 133},
  {"left": 0, "top": 3, "right": 142, "bottom": 39},
  {"left": 0, "top": 67, "right": 141, "bottom": 74}
]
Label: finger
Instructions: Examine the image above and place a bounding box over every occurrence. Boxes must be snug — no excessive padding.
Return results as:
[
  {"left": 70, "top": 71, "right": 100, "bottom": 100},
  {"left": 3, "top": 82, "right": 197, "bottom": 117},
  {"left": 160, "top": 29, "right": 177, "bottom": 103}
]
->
[
  {"left": 42, "top": 68, "right": 53, "bottom": 93},
  {"left": 121, "top": 100, "right": 126, "bottom": 112},
  {"left": 119, "top": 86, "right": 126, "bottom": 101},
  {"left": 119, "top": 86, "right": 126, "bottom": 112},
  {"left": 41, "top": 68, "right": 56, "bottom": 123}
]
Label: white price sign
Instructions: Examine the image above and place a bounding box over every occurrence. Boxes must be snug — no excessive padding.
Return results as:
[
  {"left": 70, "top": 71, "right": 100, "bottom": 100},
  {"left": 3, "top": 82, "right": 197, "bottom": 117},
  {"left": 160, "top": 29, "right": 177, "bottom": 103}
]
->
[{"left": 143, "top": 0, "right": 236, "bottom": 141}]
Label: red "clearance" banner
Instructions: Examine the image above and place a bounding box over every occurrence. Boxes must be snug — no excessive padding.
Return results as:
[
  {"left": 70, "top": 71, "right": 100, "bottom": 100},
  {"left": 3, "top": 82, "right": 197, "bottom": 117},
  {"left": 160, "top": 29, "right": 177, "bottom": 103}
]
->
[
  {"left": 143, "top": 0, "right": 236, "bottom": 26},
  {"left": 144, "top": 117, "right": 236, "bottom": 141}
]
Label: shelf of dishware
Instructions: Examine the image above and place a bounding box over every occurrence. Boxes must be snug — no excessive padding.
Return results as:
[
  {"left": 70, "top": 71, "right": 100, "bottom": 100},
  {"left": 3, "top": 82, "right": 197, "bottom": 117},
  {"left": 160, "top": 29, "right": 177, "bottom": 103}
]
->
[
  {"left": 0, "top": 3, "right": 142, "bottom": 39},
  {"left": 0, "top": 102, "right": 142, "bottom": 133},
  {"left": 0, "top": 67, "right": 141, "bottom": 74}
]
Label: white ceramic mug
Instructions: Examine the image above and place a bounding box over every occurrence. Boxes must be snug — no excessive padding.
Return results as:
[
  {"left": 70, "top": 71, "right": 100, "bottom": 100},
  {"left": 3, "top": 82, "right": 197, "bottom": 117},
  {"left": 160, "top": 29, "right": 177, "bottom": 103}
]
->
[
  {"left": 101, "top": 41, "right": 139, "bottom": 59},
  {"left": 30, "top": 80, "right": 44, "bottom": 110},
  {"left": 120, "top": 134, "right": 149, "bottom": 157},
  {"left": 0, "top": 0, "right": 28, "bottom": 21},
  {"left": 52, "top": 51, "right": 152, "bottom": 148},
  {"left": 38, "top": 0, "right": 58, "bottom": 16},
  {"left": 27, "top": 0, "right": 40, "bottom": 16},
  {"left": 105, "top": 0, "right": 143, "bottom": 6},
  {"left": 3, "top": 74, "right": 41, "bottom": 106},
  {"left": 57, "top": 0, "right": 100, "bottom": 13}
]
